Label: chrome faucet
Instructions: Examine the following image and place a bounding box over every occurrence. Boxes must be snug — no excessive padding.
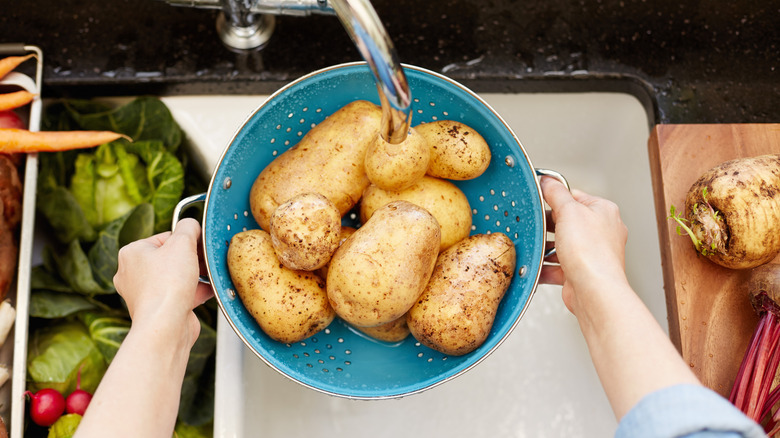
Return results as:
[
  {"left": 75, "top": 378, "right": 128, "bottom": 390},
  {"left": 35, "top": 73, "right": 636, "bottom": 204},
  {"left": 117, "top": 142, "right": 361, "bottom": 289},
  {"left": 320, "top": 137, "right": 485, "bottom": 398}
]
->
[{"left": 164, "top": 0, "right": 334, "bottom": 50}]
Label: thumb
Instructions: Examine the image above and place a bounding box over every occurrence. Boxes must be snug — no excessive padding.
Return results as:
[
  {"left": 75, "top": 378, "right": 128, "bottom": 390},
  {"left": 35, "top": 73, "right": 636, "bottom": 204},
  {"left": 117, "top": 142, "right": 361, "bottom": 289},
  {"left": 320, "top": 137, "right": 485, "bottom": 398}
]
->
[
  {"left": 540, "top": 176, "right": 574, "bottom": 212},
  {"left": 169, "top": 218, "right": 202, "bottom": 248}
]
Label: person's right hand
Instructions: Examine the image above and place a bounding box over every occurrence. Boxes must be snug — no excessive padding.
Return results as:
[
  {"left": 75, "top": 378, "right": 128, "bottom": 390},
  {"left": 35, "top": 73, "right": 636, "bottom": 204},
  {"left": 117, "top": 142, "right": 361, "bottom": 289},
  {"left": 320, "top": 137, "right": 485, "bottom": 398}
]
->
[{"left": 539, "top": 177, "right": 630, "bottom": 315}]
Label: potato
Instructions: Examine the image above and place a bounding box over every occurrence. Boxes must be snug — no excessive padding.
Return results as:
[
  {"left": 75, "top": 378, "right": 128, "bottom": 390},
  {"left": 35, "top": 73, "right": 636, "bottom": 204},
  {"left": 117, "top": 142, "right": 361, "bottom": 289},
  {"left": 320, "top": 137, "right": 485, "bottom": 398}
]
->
[
  {"left": 227, "top": 229, "right": 335, "bottom": 343},
  {"left": 327, "top": 201, "right": 441, "bottom": 327},
  {"left": 315, "top": 226, "right": 357, "bottom": 280},
  {"left": 415, "top": 120, "right": 491, "bottom": 180},
  {"left": 250, "top": 100, "right": 382, "bottom": 231},
  {"left": 269, "top": 192, "right": 341, "bottom": 271},
  {"left": 407, "top": 233, "right": 516, "bottom": 356},
  {"left": 364, "top": 127, "right": 429, "bottom": 191},
  {"left": 361, "top": 176, "right": 472, "bottom": 251},
  {"left": 353, "top": 315, "right": 410, "bottom": 343}
]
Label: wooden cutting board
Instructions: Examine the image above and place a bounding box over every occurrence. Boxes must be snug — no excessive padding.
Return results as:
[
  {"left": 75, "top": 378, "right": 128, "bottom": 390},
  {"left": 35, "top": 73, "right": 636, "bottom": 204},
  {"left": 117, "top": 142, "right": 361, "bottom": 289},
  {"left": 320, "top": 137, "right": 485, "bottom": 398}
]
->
[{"left": 648, "top": 123, "right": 780, "bottom": 397}]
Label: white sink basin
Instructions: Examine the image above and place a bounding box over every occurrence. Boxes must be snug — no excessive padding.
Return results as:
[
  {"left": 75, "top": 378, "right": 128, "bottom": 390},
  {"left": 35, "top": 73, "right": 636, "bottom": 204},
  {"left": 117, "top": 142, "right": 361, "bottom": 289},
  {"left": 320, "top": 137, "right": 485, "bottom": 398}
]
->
[{"left": 161, "top": 90, "right": 656, "bottom": 438}]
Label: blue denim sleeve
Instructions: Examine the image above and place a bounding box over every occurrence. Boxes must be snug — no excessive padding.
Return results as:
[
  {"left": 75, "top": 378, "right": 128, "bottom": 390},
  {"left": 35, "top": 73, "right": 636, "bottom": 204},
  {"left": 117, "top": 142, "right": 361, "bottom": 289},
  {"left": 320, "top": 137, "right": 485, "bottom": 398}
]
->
[{"left": 615, "top": 384, "right": 767, "bottom": 438}]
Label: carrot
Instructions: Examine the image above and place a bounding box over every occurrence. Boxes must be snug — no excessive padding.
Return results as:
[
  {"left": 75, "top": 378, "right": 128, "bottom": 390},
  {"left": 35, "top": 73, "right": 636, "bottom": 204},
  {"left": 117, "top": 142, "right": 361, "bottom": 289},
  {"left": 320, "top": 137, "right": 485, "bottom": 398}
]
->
[
  {"left": 0, "top": 91, "right": 35, "bottom": 112},
  {"left": 0, "top": 54, "right": 35, "bottom": 80},
  {"left": 0, "top": 129, "right": 131, "bottom": 153}
]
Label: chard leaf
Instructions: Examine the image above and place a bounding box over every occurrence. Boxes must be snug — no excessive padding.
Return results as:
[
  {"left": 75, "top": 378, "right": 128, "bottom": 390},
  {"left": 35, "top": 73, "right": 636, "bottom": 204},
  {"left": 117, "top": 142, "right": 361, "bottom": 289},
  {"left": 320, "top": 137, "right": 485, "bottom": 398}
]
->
[
  {"left": 52, "top": 240, "right": 113, "bottom": 296},
  {"left": 88, "top": 203, "right": 154, "bottom": 288},
  {"left": 65, "top": 96, "right": 182, "bottom": 152},
  {"left": 27, "top": 321, "right": 107, "bottom": 395},
  {"left": 36, "top": 185, "right": 96, "bottom": 243},
  {"left": 29, "top": 291, "right": 97, "bottom": 319},
  {"left": 127, "top": 141, "right": 185, "bottom": 232},
  {"left": 30, "top": 265, "right": 73, "bottom": 293},
  {"left": 178, "top": 319, "right": 217, "bottom": 426}
]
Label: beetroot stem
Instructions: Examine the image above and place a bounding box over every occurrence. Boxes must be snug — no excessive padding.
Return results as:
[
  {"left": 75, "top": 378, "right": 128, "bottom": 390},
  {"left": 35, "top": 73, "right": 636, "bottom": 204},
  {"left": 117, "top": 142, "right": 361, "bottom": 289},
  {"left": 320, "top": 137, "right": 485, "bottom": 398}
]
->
[
  {"left": 730, "top": 315, "right": 768, "bottom": 410},
  {"left": 730, "top": 310, "right": 780, "bottom": 435},
  {"left": 748, "top": 318, "right": 780, "bottom": 420}
]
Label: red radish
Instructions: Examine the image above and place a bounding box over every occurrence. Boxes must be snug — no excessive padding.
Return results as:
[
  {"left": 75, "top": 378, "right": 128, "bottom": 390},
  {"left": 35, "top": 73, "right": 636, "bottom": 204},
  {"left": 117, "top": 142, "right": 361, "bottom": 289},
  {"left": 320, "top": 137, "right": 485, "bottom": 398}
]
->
[
  {"left": 0, "top": 111, "right": 24, "bottom": 130},
  {"left": 729, "top": 263, "right": 780, "bottom": 435},
  {"left": 24, "top": 388, "right": 65, "bottom": 427},
  {"left": 65, "top": 368, "right": 93, "bottom": 415}
]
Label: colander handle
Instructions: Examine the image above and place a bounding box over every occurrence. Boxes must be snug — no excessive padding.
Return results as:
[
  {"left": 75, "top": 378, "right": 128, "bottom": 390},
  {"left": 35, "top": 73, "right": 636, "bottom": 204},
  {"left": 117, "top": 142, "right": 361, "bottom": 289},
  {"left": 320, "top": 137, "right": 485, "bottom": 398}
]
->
[
  {"left": 172, "top": 192, "right": 211, "bottom": 284},
  {"left": 331, "top": 0, "right": 412, "bottom": 144},
  {"left": 535, "top": 168, "right": 570, "bottom": 259}
]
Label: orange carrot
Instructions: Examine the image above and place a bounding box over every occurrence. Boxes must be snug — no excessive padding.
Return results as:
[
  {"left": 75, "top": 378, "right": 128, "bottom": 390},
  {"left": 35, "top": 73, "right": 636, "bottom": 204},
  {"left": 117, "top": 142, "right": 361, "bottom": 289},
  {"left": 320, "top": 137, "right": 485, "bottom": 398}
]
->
[
  {"left": 0, "top": 91, "right": 35, "bottom": 111},
  {"left": 0, "top": 129, "right": 131, "bottom": 153},
  {"left": 0, "top": 54, "right": 35, "bottom": 80}
]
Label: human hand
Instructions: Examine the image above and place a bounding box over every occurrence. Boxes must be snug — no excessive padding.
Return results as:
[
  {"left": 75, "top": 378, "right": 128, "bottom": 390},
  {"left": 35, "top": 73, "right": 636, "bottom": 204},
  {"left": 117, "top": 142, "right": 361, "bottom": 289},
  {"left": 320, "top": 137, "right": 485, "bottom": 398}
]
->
[
  {"left": 113, "top": 218, "right": 213, "bottom": 347},
  {"left": 539, "top": 177, "right": 629, "bottom": 315}
]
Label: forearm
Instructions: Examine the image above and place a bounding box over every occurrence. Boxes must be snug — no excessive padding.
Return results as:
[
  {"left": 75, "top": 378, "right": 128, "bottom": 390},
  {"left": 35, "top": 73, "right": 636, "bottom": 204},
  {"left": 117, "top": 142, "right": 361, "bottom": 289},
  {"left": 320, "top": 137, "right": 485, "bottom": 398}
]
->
[
  {"left": 574, "top": 276, "right": 701, "bottom": 420},
  {"left": 74, "top": 320, "right": 192, "bottom": 438}
]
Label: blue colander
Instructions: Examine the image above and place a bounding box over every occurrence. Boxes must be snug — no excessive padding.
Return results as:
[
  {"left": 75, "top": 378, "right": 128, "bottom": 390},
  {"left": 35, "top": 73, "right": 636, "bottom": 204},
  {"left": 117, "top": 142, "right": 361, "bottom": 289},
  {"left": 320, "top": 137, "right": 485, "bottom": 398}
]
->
[
  {"left": 173, "top": 0, "right": 568, "bottom": 400},
  {"left": 174, "top": 61, "right": 566, "bottom": 399}
]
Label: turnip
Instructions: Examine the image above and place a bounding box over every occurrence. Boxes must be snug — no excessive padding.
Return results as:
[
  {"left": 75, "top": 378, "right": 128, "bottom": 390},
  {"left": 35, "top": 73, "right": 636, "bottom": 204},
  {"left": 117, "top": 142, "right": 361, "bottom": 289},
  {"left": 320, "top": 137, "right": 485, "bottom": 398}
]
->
[
  {"left": 729, "top": 264, "right": 780, "bottom": 434},
  {"left": 24, "top": 388, "right": 65, "bottom": 427},
  {"left": 669, "top": 154, "right": 780, "bottom": 270}
]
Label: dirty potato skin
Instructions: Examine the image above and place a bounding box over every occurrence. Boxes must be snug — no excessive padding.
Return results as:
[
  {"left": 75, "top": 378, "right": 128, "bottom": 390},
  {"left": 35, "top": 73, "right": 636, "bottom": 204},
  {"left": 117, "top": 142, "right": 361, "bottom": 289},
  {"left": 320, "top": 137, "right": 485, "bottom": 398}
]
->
[
  {"left": 354, "top": 315, "right": 411, "bottom": 343},
  {"left": 315, "top": 226, "right": 357, "bottom": 280},
  {"left": 227, "top": 229, "right": 335, "bottom": 343},
  {"left": 415, "top": 120, "right": 491, "bottom": 180},
  {"left": 407, "top": 233, "right": 516, "bottom": 356},
  {"left": 327, "top": 201, "right": 441, "bottom": 327},
  {"left": 361, "top": 176, "right": 472, "bottom": 251},
  {"left": 364, "top": 127, "right": 429, "bottom": 191},
  {"left": 683, "top": 154, "right": 780, "bottom": 269},
  {"left": 269, "top": 192, "right": 341, "bottom": 271},
  {"left": 249, "top": 100, "right": 382, "bottom": 231}
]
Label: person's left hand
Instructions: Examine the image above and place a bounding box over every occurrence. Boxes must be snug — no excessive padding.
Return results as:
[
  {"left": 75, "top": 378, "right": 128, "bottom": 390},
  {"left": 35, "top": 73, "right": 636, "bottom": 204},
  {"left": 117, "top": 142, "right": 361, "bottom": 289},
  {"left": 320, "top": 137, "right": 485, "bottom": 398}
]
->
[{"left": 113, "top": 218, "right": 213, "bottom": 347}]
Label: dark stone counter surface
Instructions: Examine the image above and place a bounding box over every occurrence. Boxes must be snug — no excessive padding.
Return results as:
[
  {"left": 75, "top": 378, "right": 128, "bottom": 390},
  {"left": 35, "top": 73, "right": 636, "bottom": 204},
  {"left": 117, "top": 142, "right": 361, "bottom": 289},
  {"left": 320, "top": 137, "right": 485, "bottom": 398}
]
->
[{"left": 2, "top": 0, "right": 777, "bottom": 125}]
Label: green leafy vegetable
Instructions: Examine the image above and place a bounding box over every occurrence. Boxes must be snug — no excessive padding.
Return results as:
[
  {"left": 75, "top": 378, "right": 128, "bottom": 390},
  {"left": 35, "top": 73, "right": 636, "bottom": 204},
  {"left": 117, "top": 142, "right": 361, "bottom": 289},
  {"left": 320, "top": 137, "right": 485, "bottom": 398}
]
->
[
  {"left": 38, "top": 97, "right": 185, "bottom": 241},
  {"left": 63, "top": 96, "right": 182, "bottom": 152},
  {"left": 27, "top": 321, "right": 107, "bottom": 395},
  {"left": 178, "top": 320, "right": 217, "bottom": 427},
  {"left": 78, "top": 311, "right": 132, "bottom": 364},
  {"left": 174, "top": 420, "right": 214, "bottom": 438},
  {"left": 29, "top": 291, "right": 97, "bottom": 319},
  {"left": 29, "top": 97, "right": 215, "bottom": 435},
  {"left": 47, "top": 414, "right": 82, "bottom": 438},
  {"left": 88, "top": 203, "right": 154, "bottom": 289}
]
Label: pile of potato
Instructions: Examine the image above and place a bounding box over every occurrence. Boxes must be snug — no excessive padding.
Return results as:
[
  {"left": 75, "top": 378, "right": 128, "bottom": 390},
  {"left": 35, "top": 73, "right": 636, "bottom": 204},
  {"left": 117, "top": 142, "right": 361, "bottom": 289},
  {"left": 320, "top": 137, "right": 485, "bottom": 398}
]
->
[{"left": 227, "top": 100, "right": 516, "bottom": 356}]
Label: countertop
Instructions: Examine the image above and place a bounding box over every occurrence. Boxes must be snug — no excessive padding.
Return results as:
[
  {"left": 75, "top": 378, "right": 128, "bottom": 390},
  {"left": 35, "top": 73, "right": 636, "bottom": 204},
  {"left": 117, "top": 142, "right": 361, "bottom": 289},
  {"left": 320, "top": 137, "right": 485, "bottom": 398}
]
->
[{"left": 1, "top": 0, "right": 777, "bottom": 125}]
